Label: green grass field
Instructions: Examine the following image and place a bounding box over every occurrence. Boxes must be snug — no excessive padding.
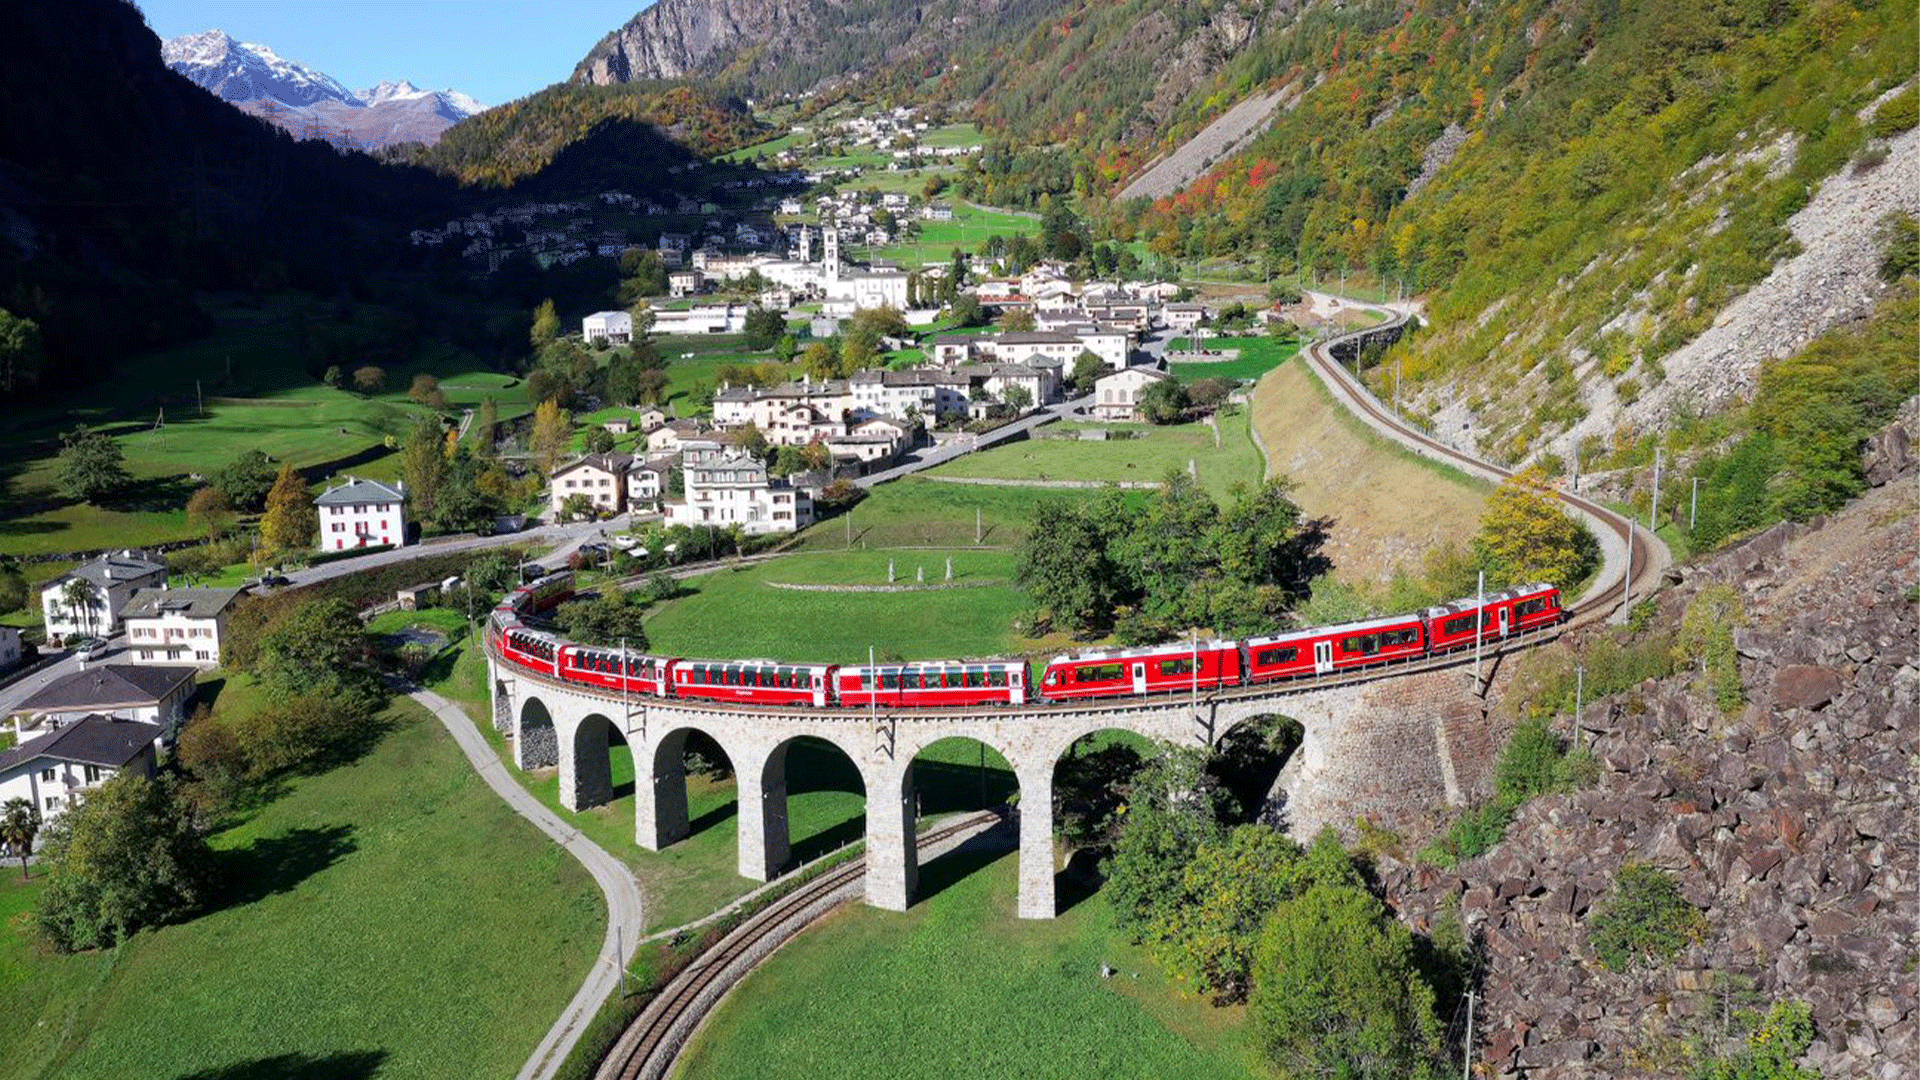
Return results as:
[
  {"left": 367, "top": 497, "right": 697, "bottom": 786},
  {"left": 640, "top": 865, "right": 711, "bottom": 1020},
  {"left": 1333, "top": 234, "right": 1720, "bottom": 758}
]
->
[
  {"left": 0, "top": 293, "right": 531, "bottom": 558},
  {"left": 869, "top": 203, "right": 1042, "bottom": 267},
  {"left": 924, "top": 413, "right": 1263, "bottom": 499},
  {"left": 644, "top": 550, "right": 1051, "bottom": 664},
  {"left": 0, "top": 697, "right": 602, "bottom": 1080},
  {"left": 673, "top": 852, "right": 1269, "bottom": 1080},
  {"left": 787, "top": 477, "right": 1113, "bottom": 552},
  {"left": 1166, "top": 336, "right": 1303, "bottom": 383},
  {"left": 429, "top": 641, "right": 1024, "bottom": 932},
  {"left": 919, "top": 123, "right": 984, "bottom": 149}
]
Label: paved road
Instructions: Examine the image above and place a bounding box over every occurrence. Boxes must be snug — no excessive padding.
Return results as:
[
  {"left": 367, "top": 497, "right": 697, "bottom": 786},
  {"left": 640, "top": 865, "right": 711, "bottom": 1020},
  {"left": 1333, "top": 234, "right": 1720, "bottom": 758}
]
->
[
  {"left": 285, "top": 521, "right": 601, "bottom": 589},
  {"left": 408, "top": 684, "right": 645, "bottom": 1080},
  {"left": 855, "top": 394, "right": 1090, "bottom": 488}
]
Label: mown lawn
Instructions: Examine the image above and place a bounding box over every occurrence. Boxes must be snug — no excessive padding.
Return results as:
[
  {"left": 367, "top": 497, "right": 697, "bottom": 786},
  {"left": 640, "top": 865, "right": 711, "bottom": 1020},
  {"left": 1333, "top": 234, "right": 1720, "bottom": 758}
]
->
[
  {"left": 787, "top": 477, "right": 1113, "bottom": 553},
  {"left": 643, "top": 549, "right": 1050, "bottom": 664},
  {"left": 870, "top": 203, "right": 1041, "bottom": 266},
  {"left": 1167, "top": 336, "right": 1303, "bottom": 383},
  {"left": 429, "top": 642, "right": 1024, "bottom": 933},
  {"left": 924, "top": 412, "right": 1263, "bottom": 499},
  {"left": 0, "top": 697, "right": 602, "bottom": 1080},
  {"left": 0, "top": 292, "right": 529, "bottom": 559},
  {"left": 673, "top": 852, "right": 1271, "bottom": 1080}
]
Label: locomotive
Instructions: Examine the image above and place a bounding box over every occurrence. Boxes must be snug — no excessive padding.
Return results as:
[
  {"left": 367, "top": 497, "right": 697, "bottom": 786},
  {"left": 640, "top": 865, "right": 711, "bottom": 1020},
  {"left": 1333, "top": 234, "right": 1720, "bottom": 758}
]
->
[{"left": 488, "top": 572, "right": 1563, "bottom": 710}]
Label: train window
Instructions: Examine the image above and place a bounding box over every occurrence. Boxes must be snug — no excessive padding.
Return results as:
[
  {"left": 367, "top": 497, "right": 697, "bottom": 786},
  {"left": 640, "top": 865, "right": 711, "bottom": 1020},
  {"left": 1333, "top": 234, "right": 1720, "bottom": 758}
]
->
[
  {"left": 1078, "top": 663, "right": 1123, "bottom": 682},
  {"left": 1256, "top": 646, "right": 1299, "bottom": 666},
  {"left": 881, "top": 671, "right": 899, "bottom": 689},
  {"left": 990, "top": 670, "right": 1008, "bottom": 687},
  {"left": 1043, "top": 670, "right": 1060, "bottom": 686},
  {"left": 1515, "top": 598, "right": 1548, "bottom": 617},
  {"left": 1443, "top": 615, "right": 1474, "bottom": 636},
  {"left": 1159, "top": 658, "right": 1196, "bottom": 676},
  {"left": 1343, "top": 634, "right": 1379, "bottom": 655}
]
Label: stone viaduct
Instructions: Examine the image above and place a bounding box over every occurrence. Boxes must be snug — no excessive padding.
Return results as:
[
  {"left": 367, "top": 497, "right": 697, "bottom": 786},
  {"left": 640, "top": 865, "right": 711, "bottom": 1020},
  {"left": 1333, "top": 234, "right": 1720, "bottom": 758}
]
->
[{"left": 487, "top": 640, "right": 1537, "bottom": 921}]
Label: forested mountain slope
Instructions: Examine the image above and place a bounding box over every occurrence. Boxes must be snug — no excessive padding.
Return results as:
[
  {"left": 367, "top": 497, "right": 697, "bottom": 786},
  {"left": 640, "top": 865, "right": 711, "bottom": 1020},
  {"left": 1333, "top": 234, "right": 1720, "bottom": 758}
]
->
[{"left": 1093, "top": 0, "right": 1916, "bottom": 473}]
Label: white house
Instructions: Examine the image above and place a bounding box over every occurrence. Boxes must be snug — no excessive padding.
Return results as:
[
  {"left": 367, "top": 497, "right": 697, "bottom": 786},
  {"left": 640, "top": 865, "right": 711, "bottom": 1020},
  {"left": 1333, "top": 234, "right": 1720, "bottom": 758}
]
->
[
  {"left": 647, "top": 419, "right": 708, "bottom": 455},
  {"left": 0, "top": 715, "right": 164, "bottom": 825},
  {"left": 664, "top": 451, "right": 813, "bottom": 536},
  {"left": 119, "top": 587, "right": 244, "bottom": 668},
  {"left": 668, "top": 270, "right": 704, "bottom": 298},
  {"left": 653, "top": 304, "right": 750, "bottom": 335},
  {"left": 625, "top": 454, "right": 677, "bottom": 512},
  {"left": 1163, "top": 303, "right": 1210, "bottom": 331},
  {"left": 549, "top": 453, "right": 630, "bottom": 518},
  {"left": 1093, "top": 367, "right": 1172, "bottom": 422},
  {"left": 315, "top": 477, "right": 408, "bottom": 552},
  {"left": 13, "top": 663, "right": 198, "bottom": 736},
  {"left": 583, "top": 311, "right": 634, "bottom": 346},
  {"left": 39, "top": 551, "right": 168, "bottom": 644}
]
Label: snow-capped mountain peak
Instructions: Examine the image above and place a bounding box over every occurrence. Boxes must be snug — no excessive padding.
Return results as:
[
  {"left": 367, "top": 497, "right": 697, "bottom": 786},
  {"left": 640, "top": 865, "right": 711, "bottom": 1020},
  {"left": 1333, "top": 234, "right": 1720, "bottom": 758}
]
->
[
  {"left": 161, "top": 29, "right": 359, "bottom": 109},
  {"left": 162, "top": 30, "right": 487, "bottom": 148},
  {"left": 361, "top": 80, "right": 487, "bottom": 119}
]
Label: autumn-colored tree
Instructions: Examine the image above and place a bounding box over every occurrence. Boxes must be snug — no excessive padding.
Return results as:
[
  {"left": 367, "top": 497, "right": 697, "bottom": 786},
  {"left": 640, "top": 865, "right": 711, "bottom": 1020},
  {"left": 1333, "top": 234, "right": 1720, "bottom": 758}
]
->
[
  {"left": 1471, "top": 465, "right": 1595, "bottom": 589},
  {"left": 399, "top": 417, "right": 449, "bottom": 526},
  {"left": 530, "top": 298, "right": 561, "bottom": 349},
  {"left": 530, "top": 398, "right": 572, "bottom": 477},
  {"left": 259, "top": 464, "right": 316, "bottom": 555},
  {"left": 185, "top": 486, "right": 235, "bottom": 541},
  {"left": 474, "top": 396, "right": 499, "bottom": 458},
  {"left": 408, "top": 373, "right": 446, "bottom": 409},
  {"left": 351, "top": 365, "right": 387, "bottom": 395}
]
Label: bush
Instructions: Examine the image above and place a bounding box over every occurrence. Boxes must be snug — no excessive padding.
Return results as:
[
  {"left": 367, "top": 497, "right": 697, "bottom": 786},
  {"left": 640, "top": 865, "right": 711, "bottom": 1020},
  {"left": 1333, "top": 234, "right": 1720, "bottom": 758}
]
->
[
  {"left": 1422, "top": 716, "right": 1595, "bottom": 867},
  {"left": 1868, "top": 86, "right": 1917, "bottom": 139},
  {"left": 1677, "top": 585, "right": 1745, "bottom": 714},
  {"left": 1249, "top": 879, "right": 1445, "bottom": 1079},
  {"left": 1691, "top": 1000, "right": 1819, "bottom": 1080},
  {"left": 1587, "top": 863, "right": 1705, "bottom": 972}
]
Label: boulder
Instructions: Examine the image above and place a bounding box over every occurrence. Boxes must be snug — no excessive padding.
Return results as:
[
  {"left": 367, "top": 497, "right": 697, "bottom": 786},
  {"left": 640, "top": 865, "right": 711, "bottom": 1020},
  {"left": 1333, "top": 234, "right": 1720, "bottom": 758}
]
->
[{"left": 1773, "top": 665, "right": 1843, "bottom": 710}]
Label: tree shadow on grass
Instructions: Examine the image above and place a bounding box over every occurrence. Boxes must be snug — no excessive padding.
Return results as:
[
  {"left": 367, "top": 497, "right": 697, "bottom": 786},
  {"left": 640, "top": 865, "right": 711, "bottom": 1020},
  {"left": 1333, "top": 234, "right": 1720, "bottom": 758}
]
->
[
  {"left": 791, "top": 814, "right": 866, "bottom": 866},
  {"left": 212, "top": 824, "right": 356, "bottom": 912},
  {"left": 167, "top": 1050, "right": 387, "bottom": 1080}
]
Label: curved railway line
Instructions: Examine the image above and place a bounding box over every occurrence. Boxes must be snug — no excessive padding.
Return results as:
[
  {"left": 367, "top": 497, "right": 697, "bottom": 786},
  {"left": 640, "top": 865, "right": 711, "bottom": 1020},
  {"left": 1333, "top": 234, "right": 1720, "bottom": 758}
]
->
[
  {"left": 536, "top": 298, "right": 1671, "bottom": 1080},
  {"left": 595, "top": 811, "right": 1003, "bottom": 1080}
]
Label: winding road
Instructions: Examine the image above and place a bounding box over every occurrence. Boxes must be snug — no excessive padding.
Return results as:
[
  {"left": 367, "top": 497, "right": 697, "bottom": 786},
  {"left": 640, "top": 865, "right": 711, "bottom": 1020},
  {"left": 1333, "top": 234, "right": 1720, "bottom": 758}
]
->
[{"left": 409, "top": 684, "right": 646, "bottom": 1080}]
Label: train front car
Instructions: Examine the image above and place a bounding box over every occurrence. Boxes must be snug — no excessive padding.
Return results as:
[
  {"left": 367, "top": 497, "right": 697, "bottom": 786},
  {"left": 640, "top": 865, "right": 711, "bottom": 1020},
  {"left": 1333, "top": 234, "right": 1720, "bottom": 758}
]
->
[
  {"left": 835, "top": 661, "right": 1029, "bottom": 709},
  {"left": 499, "top": 626, "right": 564, "bottom": 677},
  {"left": 672, "top": 659, "right": 835, "bottom": 707},
  {"left": 558, "top": 645, "right": 672, "bottom": 697},
  {"left": 1423, "top": 582, "right": 1563, "bottom": 652},
  {"left": 1038, "top": 640, "right": 1242, "bottom": 702}
]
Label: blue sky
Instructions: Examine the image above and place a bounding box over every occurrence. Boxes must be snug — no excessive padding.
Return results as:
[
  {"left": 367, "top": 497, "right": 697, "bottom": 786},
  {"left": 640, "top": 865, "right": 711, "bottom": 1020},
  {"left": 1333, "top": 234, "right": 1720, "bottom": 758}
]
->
[{"left": 139, "top": 0, "right": 650, "bottom": 106}]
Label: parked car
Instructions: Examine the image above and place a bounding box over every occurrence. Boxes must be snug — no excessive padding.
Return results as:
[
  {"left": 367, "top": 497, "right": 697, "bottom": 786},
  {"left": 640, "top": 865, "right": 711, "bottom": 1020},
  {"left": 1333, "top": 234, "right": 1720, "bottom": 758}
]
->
[{"left": 70, "top": 638, "right": 109, "bottom": 661}]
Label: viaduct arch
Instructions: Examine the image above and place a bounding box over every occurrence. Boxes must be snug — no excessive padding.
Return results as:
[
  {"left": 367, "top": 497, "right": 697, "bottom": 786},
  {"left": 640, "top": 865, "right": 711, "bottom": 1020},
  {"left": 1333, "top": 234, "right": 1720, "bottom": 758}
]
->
[{"left": 488, "top": 645, "right": 1532, "bottom": 920}]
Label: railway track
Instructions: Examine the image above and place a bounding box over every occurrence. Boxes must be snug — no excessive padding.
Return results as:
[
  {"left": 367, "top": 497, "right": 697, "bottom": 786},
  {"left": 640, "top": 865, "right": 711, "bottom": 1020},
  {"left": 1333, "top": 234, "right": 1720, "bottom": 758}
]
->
[
  {"left": 595, "top": 811, "right": 1003, "bottom": 1080},
  {"left": 1298, "top": 304, "right": 1664, "bottom": 628}
]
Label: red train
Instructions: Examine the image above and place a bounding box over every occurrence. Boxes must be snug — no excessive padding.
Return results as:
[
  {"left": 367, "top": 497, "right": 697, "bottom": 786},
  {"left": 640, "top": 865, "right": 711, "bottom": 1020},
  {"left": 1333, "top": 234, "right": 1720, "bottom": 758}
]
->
[{"left": 486, "top": 572, "right": 1563, "bottom": 710}]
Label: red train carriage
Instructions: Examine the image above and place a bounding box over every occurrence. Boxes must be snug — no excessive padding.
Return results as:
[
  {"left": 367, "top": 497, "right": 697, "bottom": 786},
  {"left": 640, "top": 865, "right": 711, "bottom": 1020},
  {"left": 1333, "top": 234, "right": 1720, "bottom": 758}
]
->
[
  {"left": 1038, "top": 640, "right": 1243, "bottom": 702},
  {"left": 559, "top": 645, "right": 672, "bottom": 696},
  {"left": 1423, "top": 583, "right": 1562, "bottom": 652},
  {"left": 834, "top": 661, "right": 1029, "bottom": 708},
  {"left": 514, "top": 571, "right": 575, "bottom": 615},
  {"left": 1244, "top": 613, "right": 1426, "bottom": 682},
  {"left": 671, "top": 659, "right": 834, "bottom": 707},
  {"left": 499, "top": 626, "right": 564, "bottom": 677}
]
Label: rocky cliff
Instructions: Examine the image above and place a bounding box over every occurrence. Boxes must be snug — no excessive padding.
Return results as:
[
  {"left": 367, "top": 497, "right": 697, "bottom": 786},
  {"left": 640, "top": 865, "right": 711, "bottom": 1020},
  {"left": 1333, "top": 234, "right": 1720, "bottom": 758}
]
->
[
  {"left": 1375, "top": 452, "right": 1918, "bottom": 1078},
  {"left": 572, "top": 0, "right": 1049, "bottom": 93}
]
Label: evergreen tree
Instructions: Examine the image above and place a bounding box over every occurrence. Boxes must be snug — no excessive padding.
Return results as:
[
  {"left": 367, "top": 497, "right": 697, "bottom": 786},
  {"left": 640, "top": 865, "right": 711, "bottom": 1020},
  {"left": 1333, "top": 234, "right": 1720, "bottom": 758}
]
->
[{"left": 260, "top": 464, "right": 317, "bottom": 555}]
